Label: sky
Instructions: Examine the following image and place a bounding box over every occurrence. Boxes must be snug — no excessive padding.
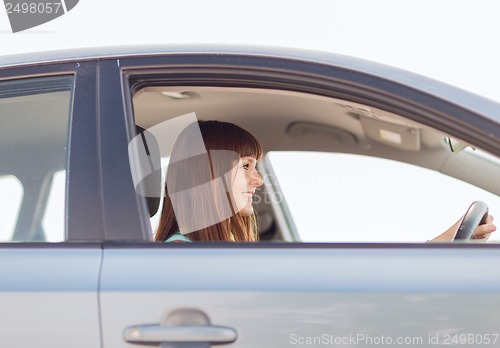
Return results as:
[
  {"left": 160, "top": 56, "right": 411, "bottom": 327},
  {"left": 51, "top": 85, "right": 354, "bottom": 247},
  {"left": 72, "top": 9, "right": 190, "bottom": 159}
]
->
[{"left": 1, "top": 0, "right": 499, "bottom": 242}]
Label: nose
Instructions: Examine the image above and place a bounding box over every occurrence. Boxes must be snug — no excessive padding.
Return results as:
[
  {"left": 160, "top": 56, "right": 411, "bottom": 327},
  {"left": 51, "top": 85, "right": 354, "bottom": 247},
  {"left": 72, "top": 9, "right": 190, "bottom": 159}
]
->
[{"left": 250, "top": 170, "right": 264, "bottom": 187}]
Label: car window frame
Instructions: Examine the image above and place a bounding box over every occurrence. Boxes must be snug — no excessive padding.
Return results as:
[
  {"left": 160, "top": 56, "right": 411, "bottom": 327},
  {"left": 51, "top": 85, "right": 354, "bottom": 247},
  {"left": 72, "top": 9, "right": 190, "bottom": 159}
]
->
[{"left": 118, "top": 52, "right": 500, "bottom": 244}]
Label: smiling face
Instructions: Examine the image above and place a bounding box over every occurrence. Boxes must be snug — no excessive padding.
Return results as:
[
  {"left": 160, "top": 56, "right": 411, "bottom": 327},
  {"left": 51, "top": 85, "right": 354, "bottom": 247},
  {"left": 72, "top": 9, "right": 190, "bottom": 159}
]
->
[{"left": 231, "top": 156, "right": 263, "bottom": 216}]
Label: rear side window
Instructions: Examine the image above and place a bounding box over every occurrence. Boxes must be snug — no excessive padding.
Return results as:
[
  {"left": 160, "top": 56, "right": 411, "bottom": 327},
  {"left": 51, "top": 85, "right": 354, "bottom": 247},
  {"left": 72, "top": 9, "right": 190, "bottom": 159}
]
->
[{"left": 0, "top": 75, "right": 74, "bottom": 242}]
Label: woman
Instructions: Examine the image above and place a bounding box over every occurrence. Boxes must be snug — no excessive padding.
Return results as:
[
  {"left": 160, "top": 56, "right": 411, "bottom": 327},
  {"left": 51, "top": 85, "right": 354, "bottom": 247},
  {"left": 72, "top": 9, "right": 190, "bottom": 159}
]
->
[
  {"left": 155, "top": 120, "right": 263, "bottom": 242},
  {"left": 155, "top": 120, "right": 495, "bottom": 242}
]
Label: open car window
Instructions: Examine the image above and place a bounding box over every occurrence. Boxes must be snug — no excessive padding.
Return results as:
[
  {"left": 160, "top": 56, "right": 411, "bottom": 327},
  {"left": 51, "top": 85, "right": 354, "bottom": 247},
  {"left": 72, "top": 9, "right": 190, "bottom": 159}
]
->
[{"left": 131, "top": 85, "right": 500, "bottom": 243}]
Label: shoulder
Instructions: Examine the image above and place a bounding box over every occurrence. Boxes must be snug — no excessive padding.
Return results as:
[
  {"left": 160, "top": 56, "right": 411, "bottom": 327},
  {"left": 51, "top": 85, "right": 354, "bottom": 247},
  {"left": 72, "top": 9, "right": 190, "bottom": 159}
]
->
[{"left": 165, "top": 231, "right": 192, "bottom": 243}]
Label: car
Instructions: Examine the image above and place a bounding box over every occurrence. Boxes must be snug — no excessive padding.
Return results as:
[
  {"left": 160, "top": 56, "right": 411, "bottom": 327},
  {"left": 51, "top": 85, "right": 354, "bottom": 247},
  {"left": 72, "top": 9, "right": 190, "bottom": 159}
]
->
[{"left": 1, "top": 45, "right": 499, "bottom": 347}]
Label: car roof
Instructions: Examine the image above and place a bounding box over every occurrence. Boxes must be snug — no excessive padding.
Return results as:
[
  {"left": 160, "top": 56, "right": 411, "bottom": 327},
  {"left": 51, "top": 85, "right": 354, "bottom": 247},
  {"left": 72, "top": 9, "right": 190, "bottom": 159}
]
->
[{"left": 1, "top": 44, "right": 500, "bottom": 124}]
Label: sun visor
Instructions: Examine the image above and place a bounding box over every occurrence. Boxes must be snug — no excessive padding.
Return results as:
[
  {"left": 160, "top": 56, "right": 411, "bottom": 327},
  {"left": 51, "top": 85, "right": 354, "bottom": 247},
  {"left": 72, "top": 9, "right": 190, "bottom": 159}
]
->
[{"left": 360, "top": 115, "right": 421, "bottom": 151}]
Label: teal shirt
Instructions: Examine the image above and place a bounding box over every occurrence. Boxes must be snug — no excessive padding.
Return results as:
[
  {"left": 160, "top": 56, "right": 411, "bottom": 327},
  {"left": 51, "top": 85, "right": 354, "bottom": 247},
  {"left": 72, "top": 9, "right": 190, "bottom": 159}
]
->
[{"left": 165, "top": 231, "right": 192, "bottom": 242}]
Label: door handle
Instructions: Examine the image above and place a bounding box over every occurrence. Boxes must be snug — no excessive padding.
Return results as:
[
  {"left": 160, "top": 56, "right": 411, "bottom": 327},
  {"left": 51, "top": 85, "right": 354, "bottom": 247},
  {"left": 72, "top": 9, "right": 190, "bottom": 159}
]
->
[
  {"left": 123, "top": 308, "right": 237, "bottom": 346},
  {"left": 123, "top": 324, "right": 237, "bottom": 344}
]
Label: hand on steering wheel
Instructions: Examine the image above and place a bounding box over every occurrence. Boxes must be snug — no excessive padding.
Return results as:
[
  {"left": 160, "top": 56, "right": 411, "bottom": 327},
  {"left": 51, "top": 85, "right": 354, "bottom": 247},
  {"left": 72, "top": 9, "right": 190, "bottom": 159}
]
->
[{"left": 453, "top": 201, "right": 493, "bottom": 241}]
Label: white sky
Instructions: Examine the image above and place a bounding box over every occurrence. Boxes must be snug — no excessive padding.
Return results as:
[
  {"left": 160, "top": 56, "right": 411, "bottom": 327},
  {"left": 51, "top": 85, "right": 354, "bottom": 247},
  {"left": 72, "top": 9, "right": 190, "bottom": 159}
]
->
[{"left": 1, "top": 0, "right": 499, "bottom": 242}]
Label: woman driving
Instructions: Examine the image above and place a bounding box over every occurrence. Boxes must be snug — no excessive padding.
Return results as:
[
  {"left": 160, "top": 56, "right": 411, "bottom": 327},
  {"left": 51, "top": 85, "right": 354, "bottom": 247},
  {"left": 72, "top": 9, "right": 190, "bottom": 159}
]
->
[{"left": 155, "top": 120, "right": 495, "bottom": 242}]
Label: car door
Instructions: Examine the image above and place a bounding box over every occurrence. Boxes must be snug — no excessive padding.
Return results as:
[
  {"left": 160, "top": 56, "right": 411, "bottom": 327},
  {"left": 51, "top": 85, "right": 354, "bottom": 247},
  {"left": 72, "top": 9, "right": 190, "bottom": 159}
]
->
[
  {"left": 98, "top": 49, "right": 500, "bottom": 348},
  {"left": 0, "top": 59, "right": 103, "bottom": 347}
]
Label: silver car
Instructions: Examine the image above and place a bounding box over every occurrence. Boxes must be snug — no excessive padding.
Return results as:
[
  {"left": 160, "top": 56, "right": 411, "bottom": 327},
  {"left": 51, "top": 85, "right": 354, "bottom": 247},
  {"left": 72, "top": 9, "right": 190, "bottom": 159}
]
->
[{"left": 1, "top": 46, "right": 499, "bottom": 347}]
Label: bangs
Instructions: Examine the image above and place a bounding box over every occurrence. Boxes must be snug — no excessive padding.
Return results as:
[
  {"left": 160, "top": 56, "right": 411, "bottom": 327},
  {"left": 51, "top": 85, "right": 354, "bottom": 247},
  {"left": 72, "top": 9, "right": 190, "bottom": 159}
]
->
[
  {"left": 233, "top": 127, "right": 264, "bottom": 160},
  {"left": 200, "top": 120, "right": 263, "bottom": 160}
]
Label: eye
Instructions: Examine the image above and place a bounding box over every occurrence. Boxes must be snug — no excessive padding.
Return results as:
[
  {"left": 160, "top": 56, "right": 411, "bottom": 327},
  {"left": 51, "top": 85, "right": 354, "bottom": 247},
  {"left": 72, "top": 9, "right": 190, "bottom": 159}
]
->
[{"left": 242, "top": 164, "right": 249, "bottom": 170}]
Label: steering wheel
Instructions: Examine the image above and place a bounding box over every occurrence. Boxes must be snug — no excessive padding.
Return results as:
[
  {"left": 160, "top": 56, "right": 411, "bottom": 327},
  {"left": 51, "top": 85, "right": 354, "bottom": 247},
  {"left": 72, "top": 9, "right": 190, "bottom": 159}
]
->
[{"left": 453, "top": 201, "right": 489, "bottom": 241}]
